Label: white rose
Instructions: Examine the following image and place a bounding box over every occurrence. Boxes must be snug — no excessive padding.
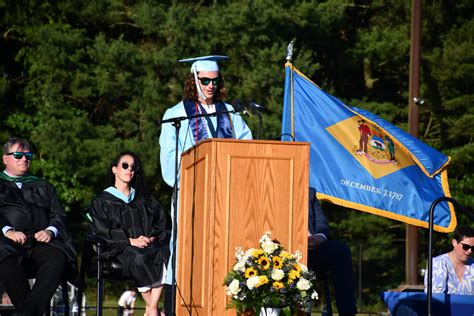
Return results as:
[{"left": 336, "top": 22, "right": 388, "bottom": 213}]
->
[
  {"left": 299, "top": 263, "right": 308, "bottom": 273},
  {"left": 259, "top": 231, "right": 272, "bottom": 243},
  {"left": 261, "top": 240, "right": 279, "bottom": 254},
  {"left": 311, "top": 290, "right": 319, "bottom": 300},
  {"left": 296, "top": 277, "right": 311, "bottom": 291},
  {"left": 245, "top": 248, "right": 256, "bottom": 257},
  {"left": 271, "top": 269, "right": 285, "bottom": 281},
  {"left": 235, "top": 247, "right": 244, "bottom": 260},
  {"left": 242, "top": 248, "right": 256, "bottom": 262},
  {"left": 246, "top": 276, "right": 260, "bottom": 290},
  {"left": 233, "top": 261, "right": 246, "bottom": 272},
  {"left": 227, "top": 279, "right": 241, "bottom": 296}
]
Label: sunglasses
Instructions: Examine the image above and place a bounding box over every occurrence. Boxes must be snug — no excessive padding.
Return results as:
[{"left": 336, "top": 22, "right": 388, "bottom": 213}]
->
[
  {"left": 121, "top": 162, "right": 139, "bottom": 172},
  {"left": 459, "top": 242, "right": 474, "bottom": 252},
  {"left": 6, "top": 152, "right": 33, "bottom": 160},
  {"left": 198, "top": 77, "right": 221, "bottom": 86}
]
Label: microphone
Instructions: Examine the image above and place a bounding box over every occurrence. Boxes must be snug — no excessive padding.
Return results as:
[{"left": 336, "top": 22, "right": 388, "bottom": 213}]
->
[
  {"left": 231, "top": 99, "right": 249, "bottom": 115},
  {"left": 231, "top": 99, "right": 263, "bottom": 139},
  {"left": 247, "top": 101, "right": 270, "bottom": 114}
]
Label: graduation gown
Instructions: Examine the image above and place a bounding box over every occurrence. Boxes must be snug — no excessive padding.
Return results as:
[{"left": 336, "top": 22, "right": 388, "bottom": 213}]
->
[
  {"left": 159, "top": 100, "right": 252, "bottom": 284},
  {"left": 88, "top": 191, "right": 169, "bottom": 287},
  {"left": 159, "top": 100, "right": 253, "bottom": 187},
  {"left": 0, "top": 178, "right": 77, "bottom": 274}
]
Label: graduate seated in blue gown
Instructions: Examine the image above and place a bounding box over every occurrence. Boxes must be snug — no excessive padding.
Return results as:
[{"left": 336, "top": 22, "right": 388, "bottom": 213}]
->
[
  {"left": 88, "top": 151, "right": 169, "bottom": 316},
  {"left": 307, "top": 187, "right": 358, "bottom": 316}
]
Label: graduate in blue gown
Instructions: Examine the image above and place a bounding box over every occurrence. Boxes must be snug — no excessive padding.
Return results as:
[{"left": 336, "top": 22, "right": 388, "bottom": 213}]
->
[
  {"left": 159, "top": 56, "right": 252, "bottom": 311},
  {"left": 159, "top": 55, "right": 252, "bottom": 187}
]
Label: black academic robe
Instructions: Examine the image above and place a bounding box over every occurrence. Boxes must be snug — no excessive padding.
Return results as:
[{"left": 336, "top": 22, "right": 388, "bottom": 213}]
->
[
  {"left": 0, "top": 178, "right": 77, "bottom": 273},
  {"left": 88, "top": 191, "right": 169, "bottom": 287}
]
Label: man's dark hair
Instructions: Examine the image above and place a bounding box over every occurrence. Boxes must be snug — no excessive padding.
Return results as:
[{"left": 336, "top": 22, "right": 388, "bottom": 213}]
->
[
  {"left": 453, "top": 226, "right": 474, "bottom": 242},
  {"left": 182, "top": 73, "right": 226, "bottom": 101},
  {"left": 2, "top": 138, "right": 31, "bottom": 155}
]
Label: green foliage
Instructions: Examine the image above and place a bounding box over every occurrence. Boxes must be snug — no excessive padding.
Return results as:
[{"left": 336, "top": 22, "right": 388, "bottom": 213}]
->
[{"left": 0, "top": 0, "right": 472, "bottom": 310}]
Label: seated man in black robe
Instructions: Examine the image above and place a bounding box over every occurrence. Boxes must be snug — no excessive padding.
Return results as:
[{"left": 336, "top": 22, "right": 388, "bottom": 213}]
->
[
  {"left": 307, "top": 187, "right": 357, "bottom": 316},
  {"left": 0, "top": 137, "right": 76, "bottom": 315}
]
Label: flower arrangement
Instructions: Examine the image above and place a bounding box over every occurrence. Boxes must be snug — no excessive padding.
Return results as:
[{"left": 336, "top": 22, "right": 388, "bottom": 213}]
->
[{"left": 224, "top": 232, "right": 318, "bottom": 315}]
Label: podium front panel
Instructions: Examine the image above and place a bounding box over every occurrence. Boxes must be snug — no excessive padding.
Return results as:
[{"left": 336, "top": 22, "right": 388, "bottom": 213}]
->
[
  {"left": 177, "top": 139, "right": 309, "bottom": 315},
  {"left": 178, "top": 149, "right": 212, "bottom": 313}
]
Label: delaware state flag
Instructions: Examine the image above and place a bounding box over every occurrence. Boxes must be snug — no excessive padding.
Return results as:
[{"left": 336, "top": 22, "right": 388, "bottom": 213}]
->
[{"left": 281, "top": 63, "right": 456, "bottom": 232}]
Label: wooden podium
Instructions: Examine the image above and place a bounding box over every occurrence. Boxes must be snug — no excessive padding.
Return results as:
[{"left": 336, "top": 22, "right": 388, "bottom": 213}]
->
[{"left": 176, "top": 139, "right": 310, "bottom": 315}]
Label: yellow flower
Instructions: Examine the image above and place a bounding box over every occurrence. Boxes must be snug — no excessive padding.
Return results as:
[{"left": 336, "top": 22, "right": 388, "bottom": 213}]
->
[
  {"left": 292, "top": 263, "right": 302, "bottom": 274},
  {"left": 272, "top": 256, "right": 283, "bottom": 269},
  {"left": 273, "top": 281, "right": 284, "bottom": 290},
  {"left": 258, "top": 256, "right": 271, "bottom": 270},
  {"left": 288, "top": 269, "right": 300, "bottom": 280},
  {"left": 256, "top": 275, "right": 269, "bottom": 287},
  {"left": 252, "top": 249, "right": 264, "bottom": 257},
  {"left": 244, "top": 267, "right": 258, "bottom": 278},
  {"left": 280, "top": 251, "right": 293, "bottom": 260}
]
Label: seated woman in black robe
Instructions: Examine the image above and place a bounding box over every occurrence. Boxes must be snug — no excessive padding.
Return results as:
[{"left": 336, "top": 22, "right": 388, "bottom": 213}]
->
[{"left": 88, "top": 151, "right": 169, "bottom": 316}]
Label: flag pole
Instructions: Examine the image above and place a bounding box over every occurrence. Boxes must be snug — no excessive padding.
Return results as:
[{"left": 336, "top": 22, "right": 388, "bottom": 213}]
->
[
  {"left": 406, "top": 0, "right": 422, "bottom": 286},
  {"left": 286, "top": 40, "right": 296, "bottom": 141}
]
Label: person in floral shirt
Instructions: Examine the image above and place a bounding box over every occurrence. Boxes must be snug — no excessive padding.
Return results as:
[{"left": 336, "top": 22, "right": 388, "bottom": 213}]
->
[{"left": 425, "top": 226, "right": 474, "bottom": 295}]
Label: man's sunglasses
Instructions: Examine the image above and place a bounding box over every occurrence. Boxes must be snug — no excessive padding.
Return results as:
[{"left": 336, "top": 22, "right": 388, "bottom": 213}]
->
[
  {"left": 121, "top": 162, "right": 139, "bottom": 172},
  {"left": 6, "top": 152, "right": 33, "bottom": 160},
  {"left": 459, "top": 242, "right": 474, "bottom": 252},
  {"left": 198, "top": 77, "right": 221, "bottom": 86}
]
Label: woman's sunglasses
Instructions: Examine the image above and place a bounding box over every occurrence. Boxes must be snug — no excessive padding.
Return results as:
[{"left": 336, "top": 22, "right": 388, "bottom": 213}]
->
[
  {"left": 198, "top": 77, "right": 221, "bottom": 86},
  {"left": 459, "top": 242, "right": 474, "bottom": 252},
  {"left": 121, "top": 162, "right": 139, "bottom": 172},
  {"left": 6, "top": 152, "right": 33, "bottom": 160}
]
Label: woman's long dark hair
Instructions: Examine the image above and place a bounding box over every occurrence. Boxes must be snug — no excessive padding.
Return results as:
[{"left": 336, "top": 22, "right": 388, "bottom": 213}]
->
[{"left": 107, "top": 151, "right": 148, "bottom": 199}]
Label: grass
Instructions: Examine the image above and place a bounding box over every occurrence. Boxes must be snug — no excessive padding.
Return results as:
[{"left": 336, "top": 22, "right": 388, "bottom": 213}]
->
[{"left": 81, "top": 292, "right": 165, "bottom": 315}]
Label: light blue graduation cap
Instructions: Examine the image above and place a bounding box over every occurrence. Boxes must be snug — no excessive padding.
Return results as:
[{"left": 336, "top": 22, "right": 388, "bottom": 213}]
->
[
  {"left": 179, "top": 55, "right": 229, "bottom": 73},
  {"left": 178, "top": 55, "right": 229, "bottom": 101}
]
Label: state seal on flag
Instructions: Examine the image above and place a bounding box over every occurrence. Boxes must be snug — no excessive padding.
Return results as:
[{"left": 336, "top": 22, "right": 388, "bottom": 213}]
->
[{"left": 326, "top": 116, "right": 415, "bottom": 179}]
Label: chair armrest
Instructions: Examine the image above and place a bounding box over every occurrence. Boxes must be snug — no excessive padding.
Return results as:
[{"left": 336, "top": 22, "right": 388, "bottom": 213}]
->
[
  {"left": 85, "top": 234, "right": 107, "bottom": 249},
  {"left": 85, "top": 235, "right": 108, "bottom": 258}
]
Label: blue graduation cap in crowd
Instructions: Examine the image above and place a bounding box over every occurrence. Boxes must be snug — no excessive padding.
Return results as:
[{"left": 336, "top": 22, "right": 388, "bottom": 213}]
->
[{"left": 178, "top": 55, "right": 229, "bottom": 100}]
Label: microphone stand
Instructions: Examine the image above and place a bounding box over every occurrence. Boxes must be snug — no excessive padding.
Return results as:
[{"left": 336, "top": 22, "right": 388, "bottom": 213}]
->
[
  {"left": 427, "top": 197, "right": 464, "bottom": 316},
  {"left": 156, "top": 107, "right": 244, "bottom": 315},
  {"left": 247, "top": 102, "right": 265, "bottom": 140},
  {"left": 255, "top": 111, "right": 262, "bottom": 140},
  {"left": 246, "top": 107, "right": 262, "bottom": 140}
]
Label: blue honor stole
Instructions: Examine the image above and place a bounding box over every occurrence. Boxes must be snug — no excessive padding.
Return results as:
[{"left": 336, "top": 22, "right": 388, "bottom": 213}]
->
[{"left": 183, "top": 99, "right": 235, "bottom": 144}]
